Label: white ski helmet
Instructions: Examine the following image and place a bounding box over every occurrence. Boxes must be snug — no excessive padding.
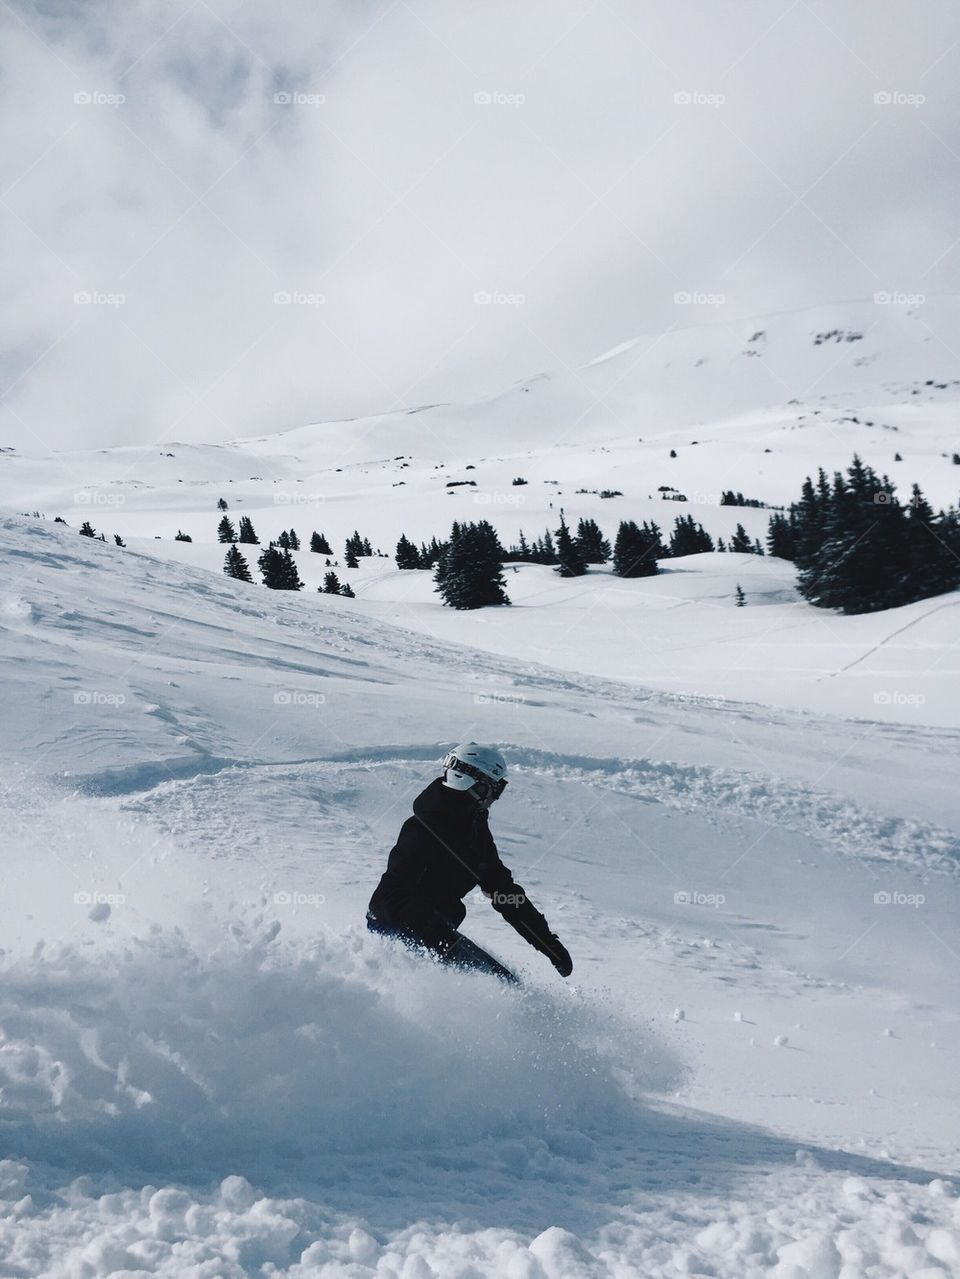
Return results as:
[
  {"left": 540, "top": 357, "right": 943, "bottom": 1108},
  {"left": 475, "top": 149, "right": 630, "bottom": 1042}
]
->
[{"left": 441, "top": 742, "right": 508, "bottom": 802}]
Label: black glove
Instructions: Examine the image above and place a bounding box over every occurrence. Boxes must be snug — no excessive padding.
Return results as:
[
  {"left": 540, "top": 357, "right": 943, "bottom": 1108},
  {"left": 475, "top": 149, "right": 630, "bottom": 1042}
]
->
[{"left": 544, "top": 934, "right": 573, "bottom": 977}]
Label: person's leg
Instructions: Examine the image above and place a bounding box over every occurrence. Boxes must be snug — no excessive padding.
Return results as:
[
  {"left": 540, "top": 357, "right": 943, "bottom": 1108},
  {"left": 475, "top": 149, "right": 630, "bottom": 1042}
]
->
[
  {"left": 444, "top": 932, "right": 520, "bottom": 984},
  {"left": 366, "top": 911, "right": 422, "bottom": 949},
  {"left": 367, "top": 912, "right": 519, "bottom": 984}
]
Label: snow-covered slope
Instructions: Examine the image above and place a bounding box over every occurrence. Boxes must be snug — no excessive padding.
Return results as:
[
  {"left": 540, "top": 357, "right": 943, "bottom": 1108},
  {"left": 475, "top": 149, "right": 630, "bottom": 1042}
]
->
[
  {"left": 2, "top": 516, "right": 959, "bottom": 1277},
  {"left": 4, "top": 298, "right": 960, "bottom": 728}
]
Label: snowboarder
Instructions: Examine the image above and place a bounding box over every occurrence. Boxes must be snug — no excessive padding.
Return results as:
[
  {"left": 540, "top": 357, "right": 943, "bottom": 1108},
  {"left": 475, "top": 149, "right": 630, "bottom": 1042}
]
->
[{"left": 367, "top": 743, "right": 573, "bottom": 983}]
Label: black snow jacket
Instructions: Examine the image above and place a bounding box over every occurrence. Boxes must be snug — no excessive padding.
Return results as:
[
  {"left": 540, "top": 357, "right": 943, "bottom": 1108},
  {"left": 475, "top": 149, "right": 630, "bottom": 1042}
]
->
[{"left": 369, "top": 778, "right": 559, "bottom": 960}]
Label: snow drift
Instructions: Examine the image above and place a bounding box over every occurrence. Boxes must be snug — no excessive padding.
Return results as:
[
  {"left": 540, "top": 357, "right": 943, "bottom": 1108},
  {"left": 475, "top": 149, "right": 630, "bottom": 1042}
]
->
[
  {"left": 0, "top": 926, "right": 671, "bottom": 1179},
  {"left": 0, "top": 777, "right": 675, "bottom": 1185}
]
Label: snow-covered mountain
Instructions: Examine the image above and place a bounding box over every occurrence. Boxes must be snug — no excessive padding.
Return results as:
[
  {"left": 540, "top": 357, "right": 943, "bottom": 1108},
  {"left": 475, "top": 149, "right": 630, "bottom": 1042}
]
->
[
  {"left": 2, "top": 301, "right": 960, "bottom": 1275},
  {"left": 4, "top": 297, "right": 959, "bottom": 726}
]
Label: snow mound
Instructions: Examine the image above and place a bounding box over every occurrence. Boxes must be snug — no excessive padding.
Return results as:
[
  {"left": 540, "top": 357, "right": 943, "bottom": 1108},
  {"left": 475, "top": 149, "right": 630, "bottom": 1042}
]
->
[{"left": 0, "top": 919, "right": 670, "bottom": 1181}]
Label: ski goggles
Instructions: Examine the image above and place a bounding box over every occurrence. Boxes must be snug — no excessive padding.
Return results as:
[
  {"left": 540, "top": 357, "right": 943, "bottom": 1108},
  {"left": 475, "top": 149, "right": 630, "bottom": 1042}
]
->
[{"left": 442, "top": 753, "right": 508, "bottom": 801}]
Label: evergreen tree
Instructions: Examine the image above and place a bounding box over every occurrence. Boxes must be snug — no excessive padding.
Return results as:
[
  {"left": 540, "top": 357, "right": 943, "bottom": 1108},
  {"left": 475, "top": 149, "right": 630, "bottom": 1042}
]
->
[
  {"left": 224, "top": 545, "right": 253, "bottom": 582},
  {"left": 766, "top": 511, "right": 796, "bottom": 559},
  {"left": 419, "top": 536, "right": 444, "bottom": 568},
  {"left": 729, "top": 523, "right": 754, "bottom": 553},
  {"left": 217, "top": 498, "right": 228, "bottom": 511},
  {"left": 574, "top": 517, "right": 611, "bottom": 563},
  {"left": 792, "top": 469, "right": 831, "bottom": 572},
  {"left": 288, "top": 529, "right": 300, "bottom": 551},
  {"left": 612, "top": 521, "right": 660, "bottom": 578},
  {"left": 238, "top": 516, "right": 259, "bottom": 544},
  {"left": 258, "top": 546, "right": 283, "bottom": 587},
  {"left": 902, "top": 483, "right": 960, "bottom": 600},
  {"left": 277, "top": 530, "right": 291, "bottom": 550},
  {"left": 345, "top": 531, "right": 368, "bottom": 566},
  {"left": 940, "top": 505, "right": 960, "bottom": 567},
  {"left": 310, "top": 531, "right": 332, "bottom": 555},
  {"left": 113, "top": 534, "right": 125, "bottom": 547},
  {"left": 640, "top": 520, "right": 668, "bottom": 558},
  {"left": 735, "top": 583, "right": 746, "bottom": 606},
  {"left": 555, "top": 513, "right": 588, "bottom": 577},
  {"left": 434, "top": 521, "right": 510, "bottom": 609},
  {"left": 217, "top": 515, "right": 236, "bottom": 543},
  {"left": 259, "top": 546, "right": 303, "bottom": 590},
  {"left": 322, "top": 571, "right": 342, "bottom": 594},
  {"left": 279, "top": 549, "right": 303, "bottom": 590},
  {"left": 797, "top": 457, "right": 907, "bottom": 613},
  {"left": 538, "top": 529, "right": 558, "bottom": 565},
  {"left": 340, "top": 582, "right": 355, "bottom": 598},
  {"left": 79, "top": 521, "right": 96, "bottom": 537},
  {"left": 396, "top": 534, "right": 422, "bottom": 569},
  {"left": 175, "top": 530, "right": 192, "bottom": 542},
  {"left": 670, "top": 514, "right": 714, "bottom": 556}
]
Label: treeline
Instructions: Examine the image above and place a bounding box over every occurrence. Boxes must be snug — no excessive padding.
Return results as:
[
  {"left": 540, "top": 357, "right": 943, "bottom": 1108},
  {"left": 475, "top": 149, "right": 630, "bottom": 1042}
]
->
[
  {"left": 426, "top": 514, "right": 722, "bottom": 609},
  {"left": 62, "top": 458, "right": 960, "bottom": 616},
  {"left": 397, "top": 510, "right": 773, "bottom": 610}
]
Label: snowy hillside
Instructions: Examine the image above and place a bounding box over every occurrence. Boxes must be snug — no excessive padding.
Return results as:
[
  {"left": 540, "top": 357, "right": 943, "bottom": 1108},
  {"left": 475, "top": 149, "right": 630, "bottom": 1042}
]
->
[
  {"left": 3, "top": 299, "right": 960, "bottom": 726},
  {"left": 1, "top": 515, "right": 959, "bottom": 1276}
]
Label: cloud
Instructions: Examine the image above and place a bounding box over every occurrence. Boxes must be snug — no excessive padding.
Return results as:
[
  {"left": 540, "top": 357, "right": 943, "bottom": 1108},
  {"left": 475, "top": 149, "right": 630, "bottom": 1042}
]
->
[{"left": 1, "top": 0, "right": 959, "bottom": 450}]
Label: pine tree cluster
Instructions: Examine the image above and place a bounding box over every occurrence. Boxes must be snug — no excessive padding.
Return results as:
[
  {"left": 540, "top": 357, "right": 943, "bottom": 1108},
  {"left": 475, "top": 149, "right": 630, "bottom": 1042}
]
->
[
  {"left": 434, "top": 521, "right": 510, "bottom": 609},
  {"left": 258, "top": 545, "right": 303, "bottom": 591},
  {"left": 612, "top": 521, "right": 663, "bottom": 577},
  {"left": 787, "top": 455, "right": 960, "bottom": 613}
]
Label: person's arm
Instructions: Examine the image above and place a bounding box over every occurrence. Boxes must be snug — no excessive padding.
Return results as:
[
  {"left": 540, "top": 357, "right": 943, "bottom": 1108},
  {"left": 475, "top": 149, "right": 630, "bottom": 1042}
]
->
[{"left": 478, "top": 844, "right": 573, "bottom": 976}]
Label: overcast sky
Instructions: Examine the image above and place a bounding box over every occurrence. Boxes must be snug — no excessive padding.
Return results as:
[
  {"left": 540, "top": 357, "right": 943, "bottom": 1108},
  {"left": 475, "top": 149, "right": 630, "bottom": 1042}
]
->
[{"left": 2, "top": 0, "right": 959, "bottom": 451}]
